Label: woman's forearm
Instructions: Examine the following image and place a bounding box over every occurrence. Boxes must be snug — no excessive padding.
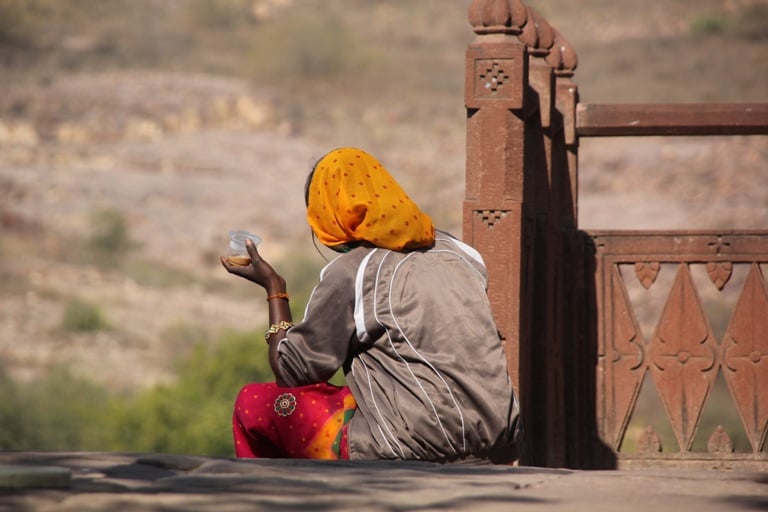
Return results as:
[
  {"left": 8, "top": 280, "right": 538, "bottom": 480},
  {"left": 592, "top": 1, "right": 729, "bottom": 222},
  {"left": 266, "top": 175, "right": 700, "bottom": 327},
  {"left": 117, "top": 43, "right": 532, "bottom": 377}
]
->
[{"left": 264, "top": 277, "right": 292, "bottom": 386}]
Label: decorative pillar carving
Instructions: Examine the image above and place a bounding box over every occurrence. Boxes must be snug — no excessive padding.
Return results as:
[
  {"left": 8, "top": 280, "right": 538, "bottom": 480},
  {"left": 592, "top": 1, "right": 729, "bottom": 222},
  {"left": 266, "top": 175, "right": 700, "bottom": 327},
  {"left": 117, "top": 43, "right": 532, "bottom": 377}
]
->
[
  {"left": 465, "top": 0, "right": 588, "bottom": 468},
  {"left": 464, "top": 0, "right": 529, "bottom": 394},
  {"left": 548, "top": 30, "right": 579, "bottom": 228}
]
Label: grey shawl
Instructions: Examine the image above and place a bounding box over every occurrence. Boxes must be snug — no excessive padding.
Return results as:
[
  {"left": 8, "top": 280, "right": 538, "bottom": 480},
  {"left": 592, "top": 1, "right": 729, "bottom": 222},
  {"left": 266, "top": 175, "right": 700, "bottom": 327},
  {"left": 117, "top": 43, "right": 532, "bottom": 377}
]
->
[{"left": 276, "top": 233, "right": 520, "bottom": 462}]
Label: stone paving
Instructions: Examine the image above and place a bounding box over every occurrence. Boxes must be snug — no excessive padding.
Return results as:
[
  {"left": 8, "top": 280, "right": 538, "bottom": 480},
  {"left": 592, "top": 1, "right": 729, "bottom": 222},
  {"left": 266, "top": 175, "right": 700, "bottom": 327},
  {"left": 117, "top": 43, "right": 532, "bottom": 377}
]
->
[{"left": 0, "top": 452, "right": 766, "bottom": 512}]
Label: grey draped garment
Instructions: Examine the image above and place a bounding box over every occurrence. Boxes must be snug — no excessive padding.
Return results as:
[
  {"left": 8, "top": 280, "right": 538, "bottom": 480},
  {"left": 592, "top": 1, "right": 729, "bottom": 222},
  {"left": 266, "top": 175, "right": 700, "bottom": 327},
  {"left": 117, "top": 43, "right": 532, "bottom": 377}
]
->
[{"left": 276, "top": 232, "right": 520, "bottom": 462}]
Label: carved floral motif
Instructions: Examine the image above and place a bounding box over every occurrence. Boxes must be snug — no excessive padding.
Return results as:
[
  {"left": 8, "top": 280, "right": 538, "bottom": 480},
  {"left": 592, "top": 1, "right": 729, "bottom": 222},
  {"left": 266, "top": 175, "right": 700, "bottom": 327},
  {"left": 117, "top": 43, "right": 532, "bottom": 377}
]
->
[
  {"left": 721, "top": 263, "right": 768, "bottom": 452},
  {"left": 477, "top": 209, "right": 508, "bottom": 229},
  {"left": 648, "top": 264, "right": 718, "bottom": 451},
  {"left": 478, "top": 61, "right": 511, "bottom": 95},
  {"left": 606, "top": 266, "right": 645, "bottom": 449},
  {"left": 635, "top": 261, "right": 660, "bottom": 290},
  {"left": 637, "top": 425, "right": 662, "bottom": 454},
  {"left": 706, "top": 261, "right": 733, "bottom": 290},
  {"left": 707, "top": 426, "right": 734, "bottom": 454}
]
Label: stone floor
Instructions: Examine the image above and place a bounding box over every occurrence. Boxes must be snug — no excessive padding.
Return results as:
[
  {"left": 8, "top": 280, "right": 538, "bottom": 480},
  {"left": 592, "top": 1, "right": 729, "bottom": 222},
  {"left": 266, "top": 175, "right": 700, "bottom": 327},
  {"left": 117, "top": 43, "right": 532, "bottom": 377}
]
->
[{"left": 0, "top": 452, "right": 766, "bottom": 512}]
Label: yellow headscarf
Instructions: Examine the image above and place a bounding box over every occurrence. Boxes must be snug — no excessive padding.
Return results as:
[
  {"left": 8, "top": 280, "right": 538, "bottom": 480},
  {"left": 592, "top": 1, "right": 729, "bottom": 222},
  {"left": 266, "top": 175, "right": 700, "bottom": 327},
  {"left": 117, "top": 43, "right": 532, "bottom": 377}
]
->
[{"left": 306, "top": 148, "right": 435, "bottom": 251}]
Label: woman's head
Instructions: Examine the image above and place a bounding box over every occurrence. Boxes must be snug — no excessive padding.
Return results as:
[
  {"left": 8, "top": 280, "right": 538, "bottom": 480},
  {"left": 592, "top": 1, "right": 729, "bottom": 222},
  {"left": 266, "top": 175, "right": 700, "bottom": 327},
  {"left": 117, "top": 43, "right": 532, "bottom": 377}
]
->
[{"left": 305, "top": 148, "right": 434, "bottom": 251}]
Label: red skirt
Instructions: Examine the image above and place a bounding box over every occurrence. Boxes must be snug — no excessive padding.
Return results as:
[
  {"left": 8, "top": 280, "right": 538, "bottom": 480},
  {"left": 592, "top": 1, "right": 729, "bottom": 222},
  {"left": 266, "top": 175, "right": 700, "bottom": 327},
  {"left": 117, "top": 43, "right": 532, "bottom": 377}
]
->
[{"left": 233, "top": 382, "right": 356, "bottom": 459}]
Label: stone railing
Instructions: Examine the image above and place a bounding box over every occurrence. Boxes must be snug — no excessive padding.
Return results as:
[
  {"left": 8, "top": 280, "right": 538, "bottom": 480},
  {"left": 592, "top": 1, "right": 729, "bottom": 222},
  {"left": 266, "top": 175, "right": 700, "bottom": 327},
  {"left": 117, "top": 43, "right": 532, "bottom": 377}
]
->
[{"left": 462, "top": 0, "right": 768, "bottom": 469}]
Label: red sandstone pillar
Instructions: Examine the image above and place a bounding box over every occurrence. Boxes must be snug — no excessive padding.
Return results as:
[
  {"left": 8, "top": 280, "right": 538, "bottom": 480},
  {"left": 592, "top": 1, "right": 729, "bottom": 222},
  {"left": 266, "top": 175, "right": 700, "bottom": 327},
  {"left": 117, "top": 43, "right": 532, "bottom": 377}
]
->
[
  {"left": 464, "top": 1, "right": 584, "bottom": 467},
  {"left": 463, "top": 0, "right": 529, "bottom": 392}
]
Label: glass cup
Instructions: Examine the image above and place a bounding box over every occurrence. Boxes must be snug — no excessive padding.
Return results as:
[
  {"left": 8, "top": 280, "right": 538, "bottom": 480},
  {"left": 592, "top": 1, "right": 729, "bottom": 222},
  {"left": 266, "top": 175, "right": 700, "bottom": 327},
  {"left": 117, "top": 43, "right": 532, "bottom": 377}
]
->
[{"left": 227, "top": 230, "right": 261, "bottom": 266}]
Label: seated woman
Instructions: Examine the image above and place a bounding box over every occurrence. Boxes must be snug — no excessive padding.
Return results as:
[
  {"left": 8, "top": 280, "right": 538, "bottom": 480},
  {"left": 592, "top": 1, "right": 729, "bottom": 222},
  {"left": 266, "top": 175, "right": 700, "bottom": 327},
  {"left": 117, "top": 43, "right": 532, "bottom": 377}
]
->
[{"left": 221, "top": 147, "right": 520, "bottom": 463}]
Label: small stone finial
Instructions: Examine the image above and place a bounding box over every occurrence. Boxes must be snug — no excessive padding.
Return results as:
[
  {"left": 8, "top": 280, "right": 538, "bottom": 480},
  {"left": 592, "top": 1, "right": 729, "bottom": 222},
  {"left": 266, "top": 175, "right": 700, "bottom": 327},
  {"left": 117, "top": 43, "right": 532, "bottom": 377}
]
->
[
  {"left": 519, "top": 7, "right": 555, "bottom": 55},
  {"left": 468, "top": 0, "right": 528, "bottom": 35},
  {"left": 637, "top": 425, "right": 662, "bottom": 454},
  {"left": 545, "top": 29, "right": 578, "bottom": 76},
  {"left": 707, "top": 425, "right": 734, "bottom": 454}
]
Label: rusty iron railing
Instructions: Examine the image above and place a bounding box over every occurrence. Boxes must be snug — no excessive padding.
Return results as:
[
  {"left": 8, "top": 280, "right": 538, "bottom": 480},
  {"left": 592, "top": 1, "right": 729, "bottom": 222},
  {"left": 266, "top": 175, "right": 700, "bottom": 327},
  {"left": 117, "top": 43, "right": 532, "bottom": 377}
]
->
[{"left": 463, "top": 0, "right": 768, "bottom": 470}]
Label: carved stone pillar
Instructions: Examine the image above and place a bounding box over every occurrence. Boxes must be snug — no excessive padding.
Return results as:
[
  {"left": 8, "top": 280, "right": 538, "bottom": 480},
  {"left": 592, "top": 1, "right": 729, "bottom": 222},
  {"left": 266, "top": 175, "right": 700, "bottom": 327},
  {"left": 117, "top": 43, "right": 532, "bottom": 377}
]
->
[
  {"left": 464, "top": 0, "right": 587, "bottom": 468},
  {"left": 464, "top": 0, "right": 529, "bottom": 393}
]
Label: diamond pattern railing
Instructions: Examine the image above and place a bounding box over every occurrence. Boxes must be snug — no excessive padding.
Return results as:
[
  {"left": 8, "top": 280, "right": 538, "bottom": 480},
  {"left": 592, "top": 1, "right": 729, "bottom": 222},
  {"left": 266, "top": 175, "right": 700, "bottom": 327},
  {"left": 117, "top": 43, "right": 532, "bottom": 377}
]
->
[
  {"left": 590, "top": 231, "right": 768, "bottom": 469},
  {"left": 463, "top": 0, "right": 768, "bottom": 469}
]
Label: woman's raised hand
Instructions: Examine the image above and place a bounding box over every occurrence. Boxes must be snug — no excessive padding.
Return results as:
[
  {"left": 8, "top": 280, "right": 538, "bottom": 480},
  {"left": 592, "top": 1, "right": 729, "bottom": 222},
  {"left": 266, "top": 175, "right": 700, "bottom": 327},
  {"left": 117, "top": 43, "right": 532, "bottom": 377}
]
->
[{"left": 221, "top": 239, "right": 287, "bottom": 294}]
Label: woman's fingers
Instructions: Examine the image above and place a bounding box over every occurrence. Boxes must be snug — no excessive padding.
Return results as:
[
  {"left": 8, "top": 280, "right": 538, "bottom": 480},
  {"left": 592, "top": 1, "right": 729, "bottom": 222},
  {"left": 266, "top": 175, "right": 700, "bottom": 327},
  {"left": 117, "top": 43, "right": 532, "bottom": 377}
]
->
[
  {"left": 221, "top": 255, "right": 246, "bottom": 275},
  {"left": 245, "top": 238, "right": 261, "bottom": 263},
  {"left": 221, "top": 239, "right": 260, "bottom": 276},
  {"left": 221, "top": 240, "right": 284, "bottom": 293}
]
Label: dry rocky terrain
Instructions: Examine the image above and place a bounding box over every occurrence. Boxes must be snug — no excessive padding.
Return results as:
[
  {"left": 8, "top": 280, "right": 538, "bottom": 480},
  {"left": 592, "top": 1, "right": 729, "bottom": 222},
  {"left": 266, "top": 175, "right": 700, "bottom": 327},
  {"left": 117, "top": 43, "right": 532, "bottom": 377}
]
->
[{"left": 0, "top": 0, "right": 766, "bottom": 392}]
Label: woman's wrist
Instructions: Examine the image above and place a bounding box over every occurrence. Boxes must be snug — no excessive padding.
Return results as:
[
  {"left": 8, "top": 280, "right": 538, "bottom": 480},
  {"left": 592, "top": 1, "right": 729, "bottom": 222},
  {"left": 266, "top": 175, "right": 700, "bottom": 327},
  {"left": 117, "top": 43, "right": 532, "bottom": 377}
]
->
[{"left": 265, "top": 276, "right": 287, "bottom": 297}]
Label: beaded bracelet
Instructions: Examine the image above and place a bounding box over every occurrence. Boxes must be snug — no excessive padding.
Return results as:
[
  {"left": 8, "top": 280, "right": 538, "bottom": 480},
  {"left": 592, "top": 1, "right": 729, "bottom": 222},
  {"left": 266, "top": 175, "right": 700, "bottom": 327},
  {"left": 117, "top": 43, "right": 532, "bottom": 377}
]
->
[
  {"left": 264, "top": 320, "right": 294, "bottom": 342},
  {"left": 266, "top": 292, "right": 290, "bottom": 302}
]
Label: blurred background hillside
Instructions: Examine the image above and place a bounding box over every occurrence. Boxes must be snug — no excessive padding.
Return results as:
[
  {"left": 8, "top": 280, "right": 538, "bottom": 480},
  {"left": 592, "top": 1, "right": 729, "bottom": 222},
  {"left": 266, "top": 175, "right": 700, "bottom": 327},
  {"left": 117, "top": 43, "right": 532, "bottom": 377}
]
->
[{"left": 0, "top": 0, "right": 766, "bottom": 456}]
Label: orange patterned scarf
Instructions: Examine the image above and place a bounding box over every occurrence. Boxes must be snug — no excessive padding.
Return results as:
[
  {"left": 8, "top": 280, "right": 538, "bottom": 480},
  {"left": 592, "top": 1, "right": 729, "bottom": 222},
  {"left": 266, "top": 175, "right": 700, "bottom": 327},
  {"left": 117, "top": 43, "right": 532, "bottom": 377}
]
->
[{"left": 306, "top": 148, "right": 435, "bottom": 251}]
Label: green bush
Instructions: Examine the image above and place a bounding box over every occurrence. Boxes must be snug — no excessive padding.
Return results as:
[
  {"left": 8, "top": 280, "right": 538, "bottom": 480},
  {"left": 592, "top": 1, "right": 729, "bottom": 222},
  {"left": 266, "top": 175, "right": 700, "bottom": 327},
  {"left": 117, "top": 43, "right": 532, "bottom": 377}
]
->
[
  {"left": 60, "top": 298, "right": 109, "bottom": 332},
  {"left": 0, "top": 371, "right": 25, "bottom": 449},
  {"left": 1, "top": 319, "right": 346, "bottom": 455},
  {"left": 0, "top": 365, "right": 110, "bottom": 450},
  {"left": 87, "top": 208, "right": 135, "bottom": 261},
  {"left": 101, "top": 329, "right": 274, "bottom": 455},
  {"left": 690, "top": 14, "right": 728, "bottom": 36}
]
